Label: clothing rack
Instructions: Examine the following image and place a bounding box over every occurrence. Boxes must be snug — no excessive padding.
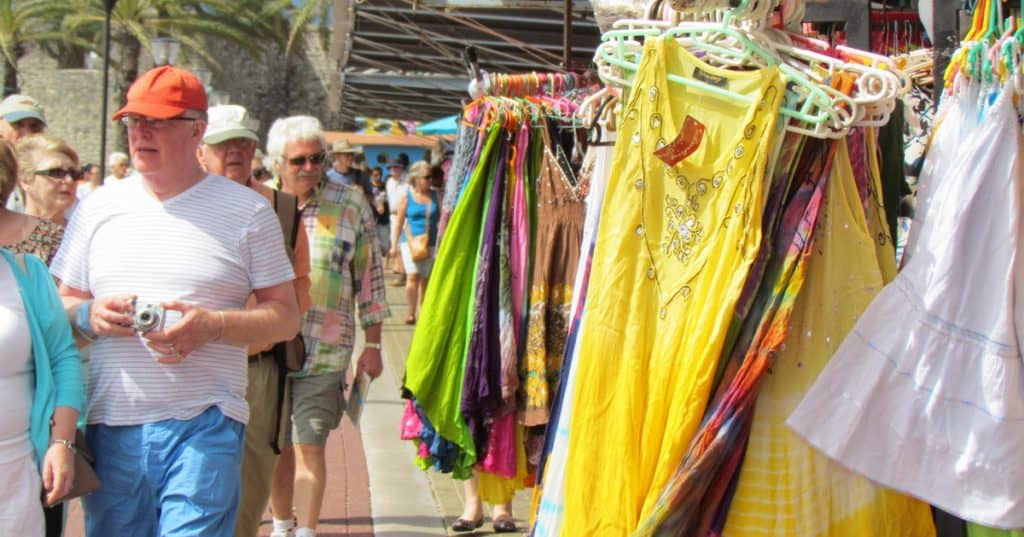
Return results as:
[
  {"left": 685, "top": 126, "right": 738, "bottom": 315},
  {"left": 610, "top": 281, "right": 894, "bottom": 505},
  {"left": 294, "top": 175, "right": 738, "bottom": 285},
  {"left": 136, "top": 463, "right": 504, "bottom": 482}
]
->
[
  {"left": 802, "top": 0, "right": 960, "bottom": 100},
  {"left": 480, "top": 71, "right": 582, "bottom": 98}
]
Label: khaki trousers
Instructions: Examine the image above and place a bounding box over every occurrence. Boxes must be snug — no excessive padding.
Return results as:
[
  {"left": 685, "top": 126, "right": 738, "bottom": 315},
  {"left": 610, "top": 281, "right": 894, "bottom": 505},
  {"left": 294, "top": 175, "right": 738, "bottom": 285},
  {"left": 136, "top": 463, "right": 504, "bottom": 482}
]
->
[{"left": 235, "top": 354, "right": 289, "bottom": 537}]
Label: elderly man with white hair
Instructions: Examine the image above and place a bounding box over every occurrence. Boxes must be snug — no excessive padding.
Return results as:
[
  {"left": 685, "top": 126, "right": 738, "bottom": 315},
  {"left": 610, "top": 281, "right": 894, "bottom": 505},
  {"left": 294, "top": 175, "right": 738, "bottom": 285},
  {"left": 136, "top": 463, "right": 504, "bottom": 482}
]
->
[
  {"left": 103, "top": 151, "right": 131, "bottom": 184},
  {"left": 264, "top": 115, "right": 389, "bottom": 537}
]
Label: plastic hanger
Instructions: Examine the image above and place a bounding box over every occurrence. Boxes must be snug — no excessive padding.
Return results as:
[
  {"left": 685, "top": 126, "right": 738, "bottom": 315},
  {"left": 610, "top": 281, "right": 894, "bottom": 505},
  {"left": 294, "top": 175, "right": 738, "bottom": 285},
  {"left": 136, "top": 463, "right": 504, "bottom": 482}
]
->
[
  {"left": 595, "top": 1, "right": 853, "bottom": 136},
  {"left": 759, "top": 30, "right": 895, "bottom": 128},
  {"left": 607, "top": 0, "right": 916, "bottom": 135}
]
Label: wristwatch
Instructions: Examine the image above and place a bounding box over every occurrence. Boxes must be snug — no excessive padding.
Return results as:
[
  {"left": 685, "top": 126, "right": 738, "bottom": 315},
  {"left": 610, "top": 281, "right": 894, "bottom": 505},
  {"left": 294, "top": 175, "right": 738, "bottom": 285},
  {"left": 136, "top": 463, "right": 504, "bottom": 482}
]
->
[{"left": 364, "top": 342, "right": 381, "bottom": 350}]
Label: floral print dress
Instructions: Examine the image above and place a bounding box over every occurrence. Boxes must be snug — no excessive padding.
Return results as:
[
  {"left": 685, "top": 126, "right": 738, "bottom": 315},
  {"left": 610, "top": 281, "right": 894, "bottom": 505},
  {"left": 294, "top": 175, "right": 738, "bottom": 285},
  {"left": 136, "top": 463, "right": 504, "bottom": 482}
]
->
[
  {"left": 3, "top": 219, "right": 64, "bottom": 265},
  {"left": 518, "top": 124, "right": 584, "bottom": 432}
]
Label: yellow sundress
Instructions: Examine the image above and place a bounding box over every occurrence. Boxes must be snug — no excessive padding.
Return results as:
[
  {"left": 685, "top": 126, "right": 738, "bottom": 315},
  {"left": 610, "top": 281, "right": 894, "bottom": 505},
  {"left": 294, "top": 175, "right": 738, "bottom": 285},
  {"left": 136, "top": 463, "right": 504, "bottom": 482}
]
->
[
  {"left": 720, "top": 139, "right": 935, "bottom": 537},
  {"left": 561, "top": 37, "right": 785, "bottom": 535}
]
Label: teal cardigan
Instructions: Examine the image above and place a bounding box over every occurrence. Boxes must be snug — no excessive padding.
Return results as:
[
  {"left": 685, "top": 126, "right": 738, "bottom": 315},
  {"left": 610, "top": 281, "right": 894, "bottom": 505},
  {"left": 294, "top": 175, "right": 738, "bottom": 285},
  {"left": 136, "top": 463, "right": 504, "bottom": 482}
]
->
[{"left": 2, "top": 249, "right": 86, "bottom": 470}]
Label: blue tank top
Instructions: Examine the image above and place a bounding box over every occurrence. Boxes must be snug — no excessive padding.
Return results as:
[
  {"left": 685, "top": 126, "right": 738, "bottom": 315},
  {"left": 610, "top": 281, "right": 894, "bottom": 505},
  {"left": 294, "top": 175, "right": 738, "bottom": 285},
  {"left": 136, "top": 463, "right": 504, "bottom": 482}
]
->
[{"left": 402, "top": 190, "right": 439, "bottom": 246}]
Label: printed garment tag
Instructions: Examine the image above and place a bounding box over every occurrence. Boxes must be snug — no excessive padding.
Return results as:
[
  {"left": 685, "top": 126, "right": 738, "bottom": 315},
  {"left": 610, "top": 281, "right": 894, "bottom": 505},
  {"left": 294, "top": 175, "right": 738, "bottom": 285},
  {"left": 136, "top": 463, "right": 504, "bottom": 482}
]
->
[
  {"left": 693, "top": 67, "right": 729, "bottom": 88},
  {"left": 654, "top": 115, "right": 706, "bottom": 166}
]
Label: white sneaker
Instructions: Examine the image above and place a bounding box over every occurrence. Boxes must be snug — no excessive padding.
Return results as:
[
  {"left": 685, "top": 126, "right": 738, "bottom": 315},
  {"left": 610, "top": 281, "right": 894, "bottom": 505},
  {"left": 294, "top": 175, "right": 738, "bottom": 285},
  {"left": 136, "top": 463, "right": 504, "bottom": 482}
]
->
[{"left": 269, "top": 529, "right": 294, "bottom": 537}]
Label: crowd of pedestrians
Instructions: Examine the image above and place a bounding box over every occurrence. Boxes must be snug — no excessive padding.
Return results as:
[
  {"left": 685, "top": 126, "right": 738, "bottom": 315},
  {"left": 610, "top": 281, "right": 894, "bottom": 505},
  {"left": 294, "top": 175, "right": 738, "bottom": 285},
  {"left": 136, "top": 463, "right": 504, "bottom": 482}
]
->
[{"left": 0, "top": 63, "right": 447, "bottom": 537}]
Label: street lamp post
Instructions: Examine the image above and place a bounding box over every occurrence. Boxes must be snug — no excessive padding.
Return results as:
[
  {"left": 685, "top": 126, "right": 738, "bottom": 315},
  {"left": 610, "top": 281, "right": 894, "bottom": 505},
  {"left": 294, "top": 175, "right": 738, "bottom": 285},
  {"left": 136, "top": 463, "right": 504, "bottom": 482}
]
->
[
  {"left": 151, "top": 37, "right": 181, "bottom": 67},
  {"left": 209, "top": 90, "right": 231, "bottom": 106},
  {"left": 99, "top": 0, "right": 117, "bottom": 182},
  {"left": 191, "top": 67, "right": 212, "bottom": 87},
  {"left": 189, "top": 67, "right": 228, "bottom": 105}
]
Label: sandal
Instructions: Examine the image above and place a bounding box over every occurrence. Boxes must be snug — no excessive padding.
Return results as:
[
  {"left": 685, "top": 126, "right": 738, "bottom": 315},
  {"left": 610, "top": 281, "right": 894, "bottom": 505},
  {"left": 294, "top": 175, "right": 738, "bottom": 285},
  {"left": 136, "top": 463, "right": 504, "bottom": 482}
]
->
[
  {"left": 405, "top": 315, "right": 416, "bottom": 325},
  {"left": 492, "top": 516, "right": 517, "bottom": 533},
  {"left": 451, "top": 517, "right": 484, "bottom": 532}
]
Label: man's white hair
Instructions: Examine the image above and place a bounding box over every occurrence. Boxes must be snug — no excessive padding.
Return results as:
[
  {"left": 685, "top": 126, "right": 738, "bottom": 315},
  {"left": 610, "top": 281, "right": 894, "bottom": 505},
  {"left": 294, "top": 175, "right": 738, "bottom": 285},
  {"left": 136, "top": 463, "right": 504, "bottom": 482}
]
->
[
  {"left": 266, "top": 115, "right": 326, "bottom": 166},
  {"left": 107, "top": 151, "right": 129, "bottom": 167}
]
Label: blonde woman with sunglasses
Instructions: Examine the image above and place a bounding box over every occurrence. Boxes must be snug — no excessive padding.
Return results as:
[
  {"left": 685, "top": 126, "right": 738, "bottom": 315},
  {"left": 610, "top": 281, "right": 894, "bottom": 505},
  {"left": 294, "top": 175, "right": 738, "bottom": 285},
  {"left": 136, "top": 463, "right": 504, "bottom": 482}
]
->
[
  {"left": 0, "top": 135, "right": 78, "bottom": 266},
  {"left": 16, "top": 134, "right": 81, "bottom": 228}
]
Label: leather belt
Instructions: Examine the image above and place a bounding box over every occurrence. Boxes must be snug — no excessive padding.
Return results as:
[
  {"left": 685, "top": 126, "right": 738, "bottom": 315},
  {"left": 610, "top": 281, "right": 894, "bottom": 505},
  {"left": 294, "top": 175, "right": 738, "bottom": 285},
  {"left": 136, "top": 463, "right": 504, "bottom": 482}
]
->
[{"left": 248, "top": 351, "right": 274, "bottom": 363}]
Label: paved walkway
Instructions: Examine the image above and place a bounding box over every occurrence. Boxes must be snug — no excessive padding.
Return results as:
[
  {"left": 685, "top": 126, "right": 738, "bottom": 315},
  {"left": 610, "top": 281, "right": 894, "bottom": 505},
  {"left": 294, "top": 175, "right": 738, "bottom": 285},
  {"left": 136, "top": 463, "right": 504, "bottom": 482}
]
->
[{"left": 65, "top": 284, "right": 531, "bottom": 536}]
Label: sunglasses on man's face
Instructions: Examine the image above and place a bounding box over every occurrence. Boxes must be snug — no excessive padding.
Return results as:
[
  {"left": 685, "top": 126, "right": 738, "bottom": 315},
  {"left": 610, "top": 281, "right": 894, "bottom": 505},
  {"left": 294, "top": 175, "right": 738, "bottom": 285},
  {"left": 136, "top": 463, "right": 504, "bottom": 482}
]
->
[
  {"left": 36, "top": 167, "right": 84, "bottom": 181},
  {"left": 286, "top": 152, "right": 327, "bottom": 167},
  {"left": 252, "top": 169, "right": 271, "bottom": 180}
]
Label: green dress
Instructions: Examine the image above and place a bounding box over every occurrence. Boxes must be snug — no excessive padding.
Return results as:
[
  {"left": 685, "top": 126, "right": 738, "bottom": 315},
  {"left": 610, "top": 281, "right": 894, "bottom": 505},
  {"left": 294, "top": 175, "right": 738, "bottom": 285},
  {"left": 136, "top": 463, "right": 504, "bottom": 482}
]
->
[{"left": 403, "top": 124, "right": 502, "bottom": 479}]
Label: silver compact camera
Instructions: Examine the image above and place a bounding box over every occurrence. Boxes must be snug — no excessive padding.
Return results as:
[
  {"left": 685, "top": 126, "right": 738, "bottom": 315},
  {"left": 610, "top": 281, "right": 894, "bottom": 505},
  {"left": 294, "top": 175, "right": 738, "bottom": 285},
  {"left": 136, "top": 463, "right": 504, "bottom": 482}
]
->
[{"left": 132, "top": 301, "right": 165, "bottom": 333}]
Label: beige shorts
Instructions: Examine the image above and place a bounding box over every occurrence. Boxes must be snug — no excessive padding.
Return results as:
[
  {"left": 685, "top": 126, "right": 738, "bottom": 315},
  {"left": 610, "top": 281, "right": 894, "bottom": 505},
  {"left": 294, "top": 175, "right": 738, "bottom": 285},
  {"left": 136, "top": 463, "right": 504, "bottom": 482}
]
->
[{"left": 285, "top": 371, "right": 347, "bottom": 447}]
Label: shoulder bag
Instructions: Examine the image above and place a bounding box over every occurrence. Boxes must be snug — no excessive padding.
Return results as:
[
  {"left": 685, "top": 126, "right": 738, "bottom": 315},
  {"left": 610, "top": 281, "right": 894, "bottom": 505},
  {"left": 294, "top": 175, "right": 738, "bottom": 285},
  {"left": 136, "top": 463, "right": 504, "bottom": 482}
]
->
[
  {"left": 271, "top": 190, "right": 307, "bottom": 373},
  {"left": 404, "top": 192, "right": 432, "bottom": 262}
]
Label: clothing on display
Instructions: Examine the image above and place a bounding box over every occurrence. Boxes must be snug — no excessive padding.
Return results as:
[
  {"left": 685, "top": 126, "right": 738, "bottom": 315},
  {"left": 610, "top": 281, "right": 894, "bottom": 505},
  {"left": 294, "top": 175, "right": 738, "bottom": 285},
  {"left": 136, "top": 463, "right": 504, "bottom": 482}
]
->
[
  {"left": 532, "top": 122, "right": 617, "bottom": 537},
  {"left": 398, "top": 1, "right": 1024, "bottom": 535},
  {"left": 519, "top": 124, "right": 585, "bottom": 429},
  {"left": 719, "top": 137, "right": 933, "bottom": 537},
  {"left": 403, "top": 74, "right": 592, "bottom": 503},
  {"left": 527, "top": 0, "right": 941, "bottom": 535},
  {"left": 561, "top": 36, "right": 785, "bottom": 534},
  {"left": 787, "top": 80, "right": 1024, "bottom": 530}
]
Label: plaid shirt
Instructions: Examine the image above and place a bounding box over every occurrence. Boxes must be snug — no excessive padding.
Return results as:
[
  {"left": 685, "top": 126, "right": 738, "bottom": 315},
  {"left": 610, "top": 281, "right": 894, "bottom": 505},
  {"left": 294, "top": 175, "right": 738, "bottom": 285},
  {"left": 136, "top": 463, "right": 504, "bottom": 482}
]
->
[{"left": 269, "top": 176, "right": 390, "bottom": 376}]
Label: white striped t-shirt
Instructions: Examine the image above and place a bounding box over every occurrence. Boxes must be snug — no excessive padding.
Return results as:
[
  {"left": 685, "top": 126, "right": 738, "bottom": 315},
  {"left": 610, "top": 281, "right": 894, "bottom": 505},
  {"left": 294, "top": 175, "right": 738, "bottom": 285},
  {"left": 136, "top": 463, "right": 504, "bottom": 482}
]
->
[{"left": 51, "top": 174, "right": 294, "bottom": 426}]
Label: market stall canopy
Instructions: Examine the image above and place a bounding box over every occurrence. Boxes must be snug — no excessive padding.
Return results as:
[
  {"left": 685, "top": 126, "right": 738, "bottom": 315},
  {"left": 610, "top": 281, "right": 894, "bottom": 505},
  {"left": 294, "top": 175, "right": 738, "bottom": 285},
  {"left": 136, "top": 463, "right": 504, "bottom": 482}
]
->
[
  {"left": 417, "top": 114, "right": 460, "bottom": 135},
  {"left": 323, "top": 132, "right": 452, "bottom": 147},
  {"left": 334, "top": 0, "right": 600, "bottom": 127}
]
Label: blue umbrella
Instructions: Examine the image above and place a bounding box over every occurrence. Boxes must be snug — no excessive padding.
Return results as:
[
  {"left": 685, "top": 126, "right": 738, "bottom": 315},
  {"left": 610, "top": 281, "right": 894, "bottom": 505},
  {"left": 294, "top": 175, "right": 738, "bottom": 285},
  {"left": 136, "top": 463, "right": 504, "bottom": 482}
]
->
[{"left": 417, "top": 114, "right": 459, "bottom": 135}]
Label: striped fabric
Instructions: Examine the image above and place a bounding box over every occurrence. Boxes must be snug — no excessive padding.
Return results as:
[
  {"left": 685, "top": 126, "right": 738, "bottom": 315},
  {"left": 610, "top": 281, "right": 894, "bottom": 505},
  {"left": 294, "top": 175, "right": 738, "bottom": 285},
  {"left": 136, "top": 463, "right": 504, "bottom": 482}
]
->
[{"left": 51, "top": 175, "right": 295, "bottom": 426}]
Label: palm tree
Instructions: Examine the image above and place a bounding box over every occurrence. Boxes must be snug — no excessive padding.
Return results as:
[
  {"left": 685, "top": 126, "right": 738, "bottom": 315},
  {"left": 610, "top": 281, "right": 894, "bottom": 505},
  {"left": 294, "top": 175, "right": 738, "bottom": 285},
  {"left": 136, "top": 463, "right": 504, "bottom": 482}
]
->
[
  {"left": 61, "top": 0, "right": 288, "bottom": 150},
  {"left": 284, "top": 0, "right": 331, "bottom": 56},
  {"left": 0, "top": 0, "right": 84, "bottom": 96}
]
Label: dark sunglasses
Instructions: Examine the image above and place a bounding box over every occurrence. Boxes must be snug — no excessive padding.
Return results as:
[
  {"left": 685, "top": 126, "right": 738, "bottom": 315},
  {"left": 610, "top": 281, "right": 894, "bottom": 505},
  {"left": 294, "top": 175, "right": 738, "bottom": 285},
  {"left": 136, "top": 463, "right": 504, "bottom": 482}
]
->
[
  {"left": 252, "top": 169, "right": 271, "bottom": 179},
  {"left": 36, "top": 167, "right": 83, "bottom": 181},
  {"left": 286, "top": 152, "right": 327, "bottom": 167}
]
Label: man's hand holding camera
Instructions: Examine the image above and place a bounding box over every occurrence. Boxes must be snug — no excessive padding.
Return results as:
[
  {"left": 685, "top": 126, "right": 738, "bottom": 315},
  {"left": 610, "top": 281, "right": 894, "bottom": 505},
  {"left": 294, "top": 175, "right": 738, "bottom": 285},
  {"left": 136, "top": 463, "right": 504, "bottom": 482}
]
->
[
  {"left": 143, "top": 301, "right": 224, "bottom": 363},
  {"left": 86, "top": 294, "right": 138, "bottom": 338},
  {"left": 83, "top": 296, "right": 224, "bottom": 362}
]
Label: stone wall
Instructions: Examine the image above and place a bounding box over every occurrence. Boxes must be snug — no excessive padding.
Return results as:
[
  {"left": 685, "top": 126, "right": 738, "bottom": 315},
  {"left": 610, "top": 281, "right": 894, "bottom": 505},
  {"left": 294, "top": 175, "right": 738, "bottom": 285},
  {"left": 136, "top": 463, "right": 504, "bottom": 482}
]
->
[
  {"left": 4, "top": 33, "right": 343, "bottom": 168},
  {"left": 15, "top": 50, "right": 114, "bottom": 167}
]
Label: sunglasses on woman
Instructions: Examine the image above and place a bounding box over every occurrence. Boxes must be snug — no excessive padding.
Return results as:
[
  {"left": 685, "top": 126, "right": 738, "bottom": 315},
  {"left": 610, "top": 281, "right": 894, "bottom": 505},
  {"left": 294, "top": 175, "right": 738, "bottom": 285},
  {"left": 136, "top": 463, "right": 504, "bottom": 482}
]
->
[
  {"left": 36, "top": 167, "right": 83, "bottom": 181},
  {"left": 286, "top": 152, "right": 327, "bottom": 167}
]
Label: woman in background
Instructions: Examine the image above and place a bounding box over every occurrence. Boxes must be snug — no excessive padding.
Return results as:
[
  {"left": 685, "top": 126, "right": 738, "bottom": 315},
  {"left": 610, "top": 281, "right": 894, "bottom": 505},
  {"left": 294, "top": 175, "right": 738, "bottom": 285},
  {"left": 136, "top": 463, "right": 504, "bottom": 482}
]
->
[
  {"left": 17, "top": 134, "right": 80, "bottom": 228},
  {"left": 390, "top": 161, "right": 440, "bottom": 325},
  {"left": 0, "top": 139, "right": 86, "bottom": 535},
  {"left": 0, "top": 136, "right": 67, "bottom": 264}
]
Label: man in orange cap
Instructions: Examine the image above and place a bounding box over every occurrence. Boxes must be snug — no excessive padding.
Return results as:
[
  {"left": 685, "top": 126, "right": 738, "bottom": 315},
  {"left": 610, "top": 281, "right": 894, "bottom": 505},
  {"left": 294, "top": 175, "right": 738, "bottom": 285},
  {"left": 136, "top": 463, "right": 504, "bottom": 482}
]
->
[{"left": 50, "top": 65, "right": 301, "bottom": 537}]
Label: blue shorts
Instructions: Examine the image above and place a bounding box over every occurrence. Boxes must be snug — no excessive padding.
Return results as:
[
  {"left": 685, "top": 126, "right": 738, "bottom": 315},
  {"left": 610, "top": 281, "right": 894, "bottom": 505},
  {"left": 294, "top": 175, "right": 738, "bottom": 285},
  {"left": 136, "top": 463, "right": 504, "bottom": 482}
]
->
[{"left": 83, "top": 406, "right": 245, "bottom": 537}]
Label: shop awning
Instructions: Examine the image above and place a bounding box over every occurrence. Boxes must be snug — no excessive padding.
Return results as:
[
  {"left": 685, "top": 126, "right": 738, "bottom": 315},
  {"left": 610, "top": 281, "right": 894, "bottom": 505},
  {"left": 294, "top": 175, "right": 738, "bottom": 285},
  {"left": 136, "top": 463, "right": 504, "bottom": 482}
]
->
[
  {"left": 333, "top": 0, "right": 600, "bottom": 127},
  {"left": 417, "top": 114, "right": 460, "bottom": 135}
]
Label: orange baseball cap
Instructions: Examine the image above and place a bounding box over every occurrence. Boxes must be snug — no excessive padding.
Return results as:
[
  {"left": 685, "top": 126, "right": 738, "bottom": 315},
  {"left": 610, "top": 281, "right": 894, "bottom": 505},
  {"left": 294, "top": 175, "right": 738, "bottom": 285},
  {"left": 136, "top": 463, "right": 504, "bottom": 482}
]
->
[{"left": 111, "top": 65, "right": 208, "bottom": 121}]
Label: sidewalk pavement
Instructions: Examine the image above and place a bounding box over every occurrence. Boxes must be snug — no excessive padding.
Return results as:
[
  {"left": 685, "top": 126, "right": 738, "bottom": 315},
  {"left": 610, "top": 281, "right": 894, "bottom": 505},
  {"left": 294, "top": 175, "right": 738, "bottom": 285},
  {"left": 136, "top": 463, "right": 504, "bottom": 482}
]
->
[{"left": 64, "top": 284, "right": 531, "bottom": 536}]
